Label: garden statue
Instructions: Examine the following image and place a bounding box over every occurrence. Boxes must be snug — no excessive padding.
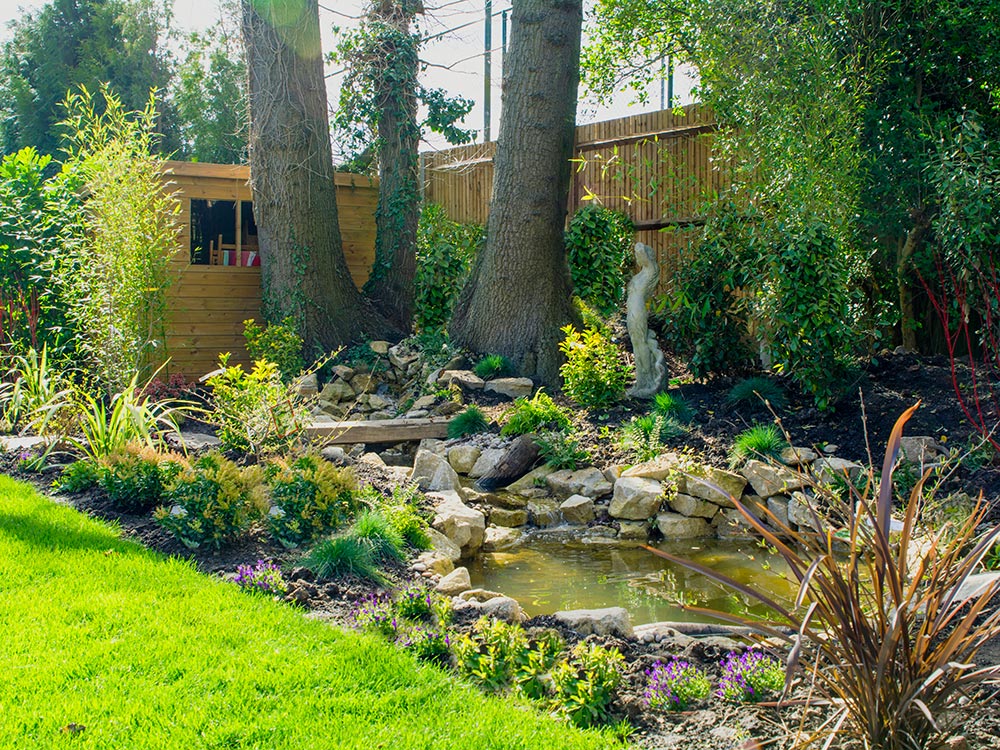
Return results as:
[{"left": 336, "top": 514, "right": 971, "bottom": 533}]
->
[{"left": 626, "top": 242, "right": 666, "bottom": 398}]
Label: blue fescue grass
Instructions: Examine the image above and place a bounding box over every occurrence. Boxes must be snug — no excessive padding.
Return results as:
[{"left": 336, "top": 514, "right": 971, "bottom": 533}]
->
[{"left": 0, "top": 476, "right": 613, "bottom": 750}]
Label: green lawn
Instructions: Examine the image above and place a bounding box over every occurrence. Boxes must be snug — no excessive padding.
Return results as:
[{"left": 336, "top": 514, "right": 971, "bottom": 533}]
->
[{"left": 0, "top": 476, "right": 613, "bottom": 749}]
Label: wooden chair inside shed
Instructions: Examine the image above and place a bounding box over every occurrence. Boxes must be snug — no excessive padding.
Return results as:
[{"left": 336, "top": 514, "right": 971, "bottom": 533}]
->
[{"left": 209, "top": 234, "right": 240, "bottom": 266}]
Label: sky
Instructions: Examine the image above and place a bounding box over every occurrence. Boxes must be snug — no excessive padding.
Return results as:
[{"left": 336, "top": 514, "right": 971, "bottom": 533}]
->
[{"left": 0, "top": 0, "right": 698, "bottom": 154}]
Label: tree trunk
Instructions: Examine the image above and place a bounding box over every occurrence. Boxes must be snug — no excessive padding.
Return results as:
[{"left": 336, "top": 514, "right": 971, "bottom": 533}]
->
[
  {"left": 450, "top": 0, "right": 583, "bottom": 385},
  {"left": 241, "top": 0, "right": 394, "bottom": 352},
  {"left": 363, "top": 0, "right": 420, "bottom": 331},
  {"left": 897, "top": 212, "right": 930, "bottom": 351}
]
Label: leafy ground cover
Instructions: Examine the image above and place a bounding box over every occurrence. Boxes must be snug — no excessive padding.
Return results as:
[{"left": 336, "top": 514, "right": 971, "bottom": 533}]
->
[{"left": 0, "top": 475, "right": 615, "bottom": 750}]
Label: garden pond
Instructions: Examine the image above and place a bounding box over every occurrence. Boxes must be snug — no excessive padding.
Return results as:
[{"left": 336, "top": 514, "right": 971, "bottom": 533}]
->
[{"left": 467, "top": 533, "right": 799, "bottom": 625}]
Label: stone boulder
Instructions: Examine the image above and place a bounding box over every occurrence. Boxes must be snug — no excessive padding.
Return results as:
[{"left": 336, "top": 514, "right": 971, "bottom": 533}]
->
[
  {"left": 469, "top": 448, "right": 507, "bottom": 479},
  {"left": 812, "top": 457, "right": 864, "bottom": 484},
  {"left": 411, "top": 449, "right": 462, "bottom": 494},
  {"left": 609, "top": 477, "right": 664, "bottom": 520},
  {"left": 527, "top": 499, "right": 561, "bottom": 527},
  {"left": 430, "top": 491, "right": 486, "bottom": 557},
  {"left": 439, "top": 370, "right": 485, "bottom": 391},
  {"left": 899, "top": 436, "right": 944, "bottom": 465},
  {"left": 679, "top": 466, "right": 746, "bottom": 508},
  {"left": 788, "top": 492, "right": 820, "bottom": 531},
  {"left": 668, "top": 493, "right": 720, "bottom": 519},
  {"left": 435, "top": 566, "right": 472, "bottom": 596},
  {"left": 319, "top": 379, "right": 355, "bottom": 403},
  {"left": 552, "top": 607, "right": 633, "bottom": 638},
  {"left": 546, "top": 467, "right": 613, "bottom": 499},
  {"left": 505, "top": 465, "right": 556, "bottom": 494},
  {"left": 447, "top": 444, "right": 482, "bottom": 475},
  {"left": 426, "top": 527, "right": 462, "bottom": 563},
  {"left": 482, "top": 526, "right": 521, "bottom": 552},
  {"left": 656, "top": 512, "right": 712, "bottom": 539},
  {"left": 489, "top": 507, "right": 528, "bottom": 527},
  {"left": 741, "top": 459, "right": 808, "bottom": 498},
  {"left": 484, "top": 377, "right": 534, "bottom": 400},
  {"left": 780, "top": 446, "right": 819, "bottom": 466},
  {"left": 714, "top": 508, "right": 756, "bottom": 540},
  {"left": 560, "top": 494, "right": 596, "bottom": 524},
  {"left": 617, "top": 521, "right": 650, "bottom": 540},
  {"left": 766, "top": 496, "right": 790, "bottom": 527},
  {"left": 620, "top": 452, "right": 683, "bottom": 480}
]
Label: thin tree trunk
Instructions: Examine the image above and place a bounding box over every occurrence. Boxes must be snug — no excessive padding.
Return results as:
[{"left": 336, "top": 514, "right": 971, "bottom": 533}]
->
[
  {"left": 450, "top": 0, "right": 583, "bottom": 384},
  {"left": 242, "top": 0, "right": 395, "bottom": 352},
  {"left": 898, "top": 213, "right": 930, "bottom": 351},
  {"left": 363, "top": 0, "right": 420, "bottom": 331}
]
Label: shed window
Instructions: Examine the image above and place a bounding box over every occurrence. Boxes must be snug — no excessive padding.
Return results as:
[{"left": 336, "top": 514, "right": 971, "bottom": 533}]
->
[{"left": 190, "top": 198, "right": 259, "bottom": 266}]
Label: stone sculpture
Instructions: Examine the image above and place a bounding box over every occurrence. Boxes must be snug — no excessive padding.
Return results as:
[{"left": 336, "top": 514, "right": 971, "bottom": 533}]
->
[{"left": 626, "top": 242, "right": 666, "bottom": 398}]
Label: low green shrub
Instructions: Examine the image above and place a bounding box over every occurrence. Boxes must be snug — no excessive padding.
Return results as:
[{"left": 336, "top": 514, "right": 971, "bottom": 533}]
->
[
  {"left": 728, "top": 424, "right": 786, "bottom": 468},
  {"left": 358, "top": 484, "right": 432, "bottom": 550},
  {"left": 643, "top": 658, "right": 711, "bottom": 711},
  {"left": 299, "top": 535, "right": 384, "bottom": 584},
  {"left": 400, "top": 625, "right": 452, "bottom": 665},
  {"left": 453, "top": 616, "right": 530, "bottom": 692},
  {"left": 550, "top": 641, "right": 624, "bottom": 727},
  {"left": 536, "top": 430, "right": 590, "bottom": 470},
  {"left": 501, "top": 390, "right": 571, "bottom": 436},
  {"left": 652, "top": 391, "right": 693, "bottom": 423},
  {"left": 394, "top": 582, "right": 436, "bottom": 620},
  {"left": 448, "top": 406, "right": 490, "bottom": 439},
  {"left": 726, "top": 376, "right": 787, "bottom": 410},
  {"left": 564, "top": 205, "right": 633, "bottom": 316},
  {"left": 99, "top": 444, "right": 184, "bottom": 513},
  {"left": 350, "top": 510, "right": 405, "bottom": 564},
  {"left": 558, "top": 325, "right": 631, "bottom": 410},
  {"left": 414, "top": 203, "right": 483, "bottom": 332},
  {"left": 207, "top": 354, "right": 309, "bottom": 457},
  {"left": 267, "top": 454, "right": 357, "bottom": 547},
  {"left": 53, "top": 459, "right": 101, "bottom": 493},
  {"left": 243, "top": 317, "right": 304, "bottom": 381},
  {"left": 154, "top": 453, "right": 267, "bottom": 549},
  {"left": 472, "top": 354, "right": 513, "bottom": 380}
]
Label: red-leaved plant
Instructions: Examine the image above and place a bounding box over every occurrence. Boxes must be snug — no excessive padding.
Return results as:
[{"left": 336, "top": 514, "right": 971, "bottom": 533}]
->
[{"left": 647, "top": 404, "right": 1000, "bottom": 749}]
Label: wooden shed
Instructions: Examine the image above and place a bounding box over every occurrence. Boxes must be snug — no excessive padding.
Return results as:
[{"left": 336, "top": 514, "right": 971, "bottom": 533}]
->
[{"left": 161, "top": 162, "right": 377, "bottom": 379}]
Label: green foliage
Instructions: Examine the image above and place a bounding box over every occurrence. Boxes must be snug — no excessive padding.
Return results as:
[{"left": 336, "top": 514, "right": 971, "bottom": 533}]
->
[
  {"left": 472, "top": 354, "right": 513, "bottom": 380},
  {"left": 728, "top": 424, "right": 786, "bottom": 468},
  {"left": 448, "top": 406, "right": 490, "bottom": 439},
  {"left": 70, "top": 375, "right": 181, "bottom": 462},
  {"left": 299, "top": 535, "right": 385, "bottom": 584},
  {"left": 413, "top": 203, "right": 483, "bottom": 332},
  {"left": 649, "top": 406, "right": 1000, "bottom": 750},
  {"left": 727, "top": 376, "right": 787, "bottom": 410},
  {"left": 155, "top": 453, "right": 267, "bottom": 549},
  {"left": 564, "top": 205, "right": 634, "bottom": 315},
  {"left": 501, "top": 390, "right": 572, "bottom": 436},
  {"left": 207, "top": 354, "right": 309, "bottom": 457},
  {"left": 652, "top": 391, "right": 692, "bottom": 423},
  {"left": 550, "top": 642, "right": 624, "bottom": 728},
  {"left": 267, "top": 454, "right": 358, "bottom": 547},
  {"left": 393, "top": 582, "right": 435, "bottom": 621},
  {"left": 0, "top": 148, "right": 81, "bottom": 357},
  {"left": 350, "top": 510, "right": 405, "bottom": 565},
  {"left": 99, "top": 444, "right": 183, "bottom": 513},
  {"left": 53, "top": 459, "right": 101, "bottom": 494},
  {"left": 361, "top": 484, "right": 432, "bottom": 550},
  {"left": 0, "top": 0, "right": 176, "bottom": 157},
  {"left": 643, "top": 658, "right": 712, "bottom": 712},
  {"left": 0, "top": 346, "right": 73, "bottom": 435},
  {"left": 618, "top": 414, "right": 684, "bottom": 463},
  {"left": 558, "top": 325, "right": 631, "bottom": 409},
  {"left": 717, "top": 650, "right": 785, "bottom": 704},
  {"left": 536, "top": 430, "right": 590, "bottom": 471},
  {"left": 453, "top": 617, "right": 531, "bottom": 692},
  {"left": 243, "top": 318, "right": 305, "bottom": 382}
]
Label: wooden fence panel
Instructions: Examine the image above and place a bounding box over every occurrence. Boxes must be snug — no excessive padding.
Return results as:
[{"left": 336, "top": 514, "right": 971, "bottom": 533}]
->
[{"left": 421, "top": 105, "right": 725, "bottom": 293}]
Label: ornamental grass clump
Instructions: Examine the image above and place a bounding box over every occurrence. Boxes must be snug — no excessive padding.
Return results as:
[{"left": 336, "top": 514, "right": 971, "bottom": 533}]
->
[
  {"left": 448, "top": 405, "right": 490, "bottom": 439},
  {"left": 473, "top": 354, "right": 513, "bottom": 380},
  {"left": 727, "top": 376, "right": 787, "bottom": 410},
  {"left": 717, "top": 649, "right": 784, "bottom": 703},
  {"left": 501, "top": 390, "right": 571, "bottom": 436},
  {"left": 728, "top": 423, "right": 787, "bottom": 468},
  {"left": 652, "top": 391, "right": 693, "bottom": 423},
  {"left": 643, "top": 658, "right": 712, "bottom": 711},
  {"left": 233, "top": 559, "right": 288, "bottom": 596},
  {"left": 647, "top": 404, "right": 1000, "bottom": 750}
]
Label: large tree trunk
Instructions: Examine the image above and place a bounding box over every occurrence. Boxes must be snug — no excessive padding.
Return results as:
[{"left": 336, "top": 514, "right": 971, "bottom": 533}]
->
[
  {"left": 241, "top": 0, "right": 393, "bottom": 352},
  {"left": 362, "top": 0, "right": 421, "bottom": 331},
  {"left": 449, "top": 0, "right": 583, "bottom": 384}
]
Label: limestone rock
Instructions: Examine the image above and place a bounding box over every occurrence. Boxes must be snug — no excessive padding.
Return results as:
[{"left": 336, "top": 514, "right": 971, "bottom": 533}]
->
[
  {"left": 330, "top": 365, "right": 355, "bottom": 382},
  {"left": 483, "top": 491, "right": 528, "bottom": 510},
  {"left": 349, "top": 373, "right": 374, "bottom": 395},
  {"left": 621, "top": 452, "right": 683, "bottom": 481},
  {"left": 484, "top": 377, "right": 533, "bottom": 400},
  {"left": 668, "top": 493, "right": 719, "bottom": 519},
  {"left": 292, "top": 372, "right": 318, "bottom": 397},
  {"left": 741, "top": 459, "right": 808, "bottom": 498},
  {"left": 617, "top": 521, "right": 650, "bottom": 540},
  {"left": 418, "top": 438, "right": 447, "bottom": 456},
  {"left": 546, "top": 467, "right": 613, "bottom": 499},
  {"left": 479, "top": 596, "right": 523, "bottom": 623},
  {"left": 680, "top": 466, "right": 746, "bottom": 508},
  {"left": 505, "top": 465, "right": 556, "bottom": 493},
  {"left": 553, "top": 607, "right": 633, "bottom": 638},
  {"left": 714, "top": 508, "right": 755, "bottom": 540},
  {"left": 899, "top": 436, "right": 944, "bottom": 464},
  {"left": 812, "top": 457, "right": 864, "bottom": 484},
  {"left": 633, "top": 623, "right": 697, "bottom": 649},
  {"left": 435, "top": 566, "right": 472, "bottom": 596},
  {"left": 430, "top": 491, "right": 486, "bottom": 556},
  {"left": 439, "top": 370, "right": 484, "bottom": 391},
  {"left": 780, "top": 446, "right": 819, "bottom": 466},
  {"left": 766, "top": 496, "right": 790, "bottom": 527},
  {"left": 483, "top": 526, "right": 521, "bottom": 552},
  {"left": 656, "top": 512, "right": 712, "bottom": 539},
  {"left": 416, "top": 550, "right": 454, "bottom": 576},
  {"left": 527, "top": 499, "right": 562, "bottom": 527},
  {"left": 448, "top": 444, "right": 482, "bottom": 475},
  {"left": 489, "top": 507, "right": 528, "bottom": 527},
  {"left": 609, "top": 477, "right": 664, "bottom": 520},
  {"left": 358, "top": 452, "right": 386, "bottom": 469},
  {"left": 426, "top": 527, "right": 462, "bottom": 563},
  {"left": 560, "top": 494, "right": 595, "bottom": 524},
  {"left": 788, "top": 492, "right": 819, "bottom": 530},
  {"left": 469, "top": 448, "right": 507, "bottom": 479},
  {"left": 320, "top": 446, "right": 350, "bottom": 465},
  {"left": 320, "top": 379, "right": 355, "bottom": 403},
  {"left": 412, "top": 394, "right": 438, "bottom": 411},
  {"left": 369, "top": 340, "right": 390, "bottom": 355},
  {"left": 411, "top": 449, "right": 462, "bottom": 493},
  {"left": 167, "top": 432, "right": 221, "bottom": 452}
]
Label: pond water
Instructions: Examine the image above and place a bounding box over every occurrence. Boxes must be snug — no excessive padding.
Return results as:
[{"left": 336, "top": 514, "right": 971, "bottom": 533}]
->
[{"left": 466, "top": 534, "right": 800, "bottom": 626}]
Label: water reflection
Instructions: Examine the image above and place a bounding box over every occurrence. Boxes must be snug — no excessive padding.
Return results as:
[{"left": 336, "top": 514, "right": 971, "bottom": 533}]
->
[{"left": 466, "top": 536, "right": 799, "bottom": 625}]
